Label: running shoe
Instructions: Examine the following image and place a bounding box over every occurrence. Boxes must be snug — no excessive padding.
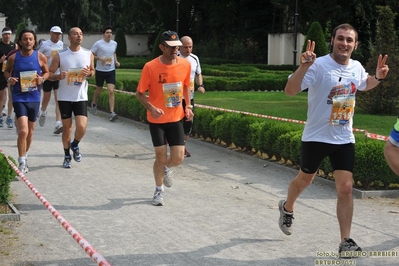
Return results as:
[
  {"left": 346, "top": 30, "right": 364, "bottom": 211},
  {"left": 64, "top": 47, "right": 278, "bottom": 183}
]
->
[
  {"left": 63, "top": 156, "right": 72, "bottom": 168},
  {"left": 6, "top": 117, "right": 13, "bottom": 128},
  {"left": 278, "top": 200, "right": 294, "bottom": 235},
  {"left": 39, "top": 111, "right": 47, "bottom": 127},
  {"left": 163, "top": 166, "right": 173, "bottom": 188},
  {"left": 54, "top": 124, "right": 63, "bottom": 134},
  {"left": 70, "top": 142, "right": 82, "bottom": 162},
  {"left": 152, "top": 190, "right": 164, "bottom": 206},
  {"left": 109, "top": 112, "right": 118, "bottom": 121},
  {"left": 91, "top": 102, "right": 97, "bottom": 115},
  {"left": 339, "top": 238, "right": 362, "bottom": 258}
]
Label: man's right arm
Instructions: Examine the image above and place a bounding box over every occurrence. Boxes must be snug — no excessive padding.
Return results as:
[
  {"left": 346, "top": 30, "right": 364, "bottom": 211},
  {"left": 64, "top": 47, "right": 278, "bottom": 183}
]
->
[{"left": 284, "top": 65, "right": 309, "bottom": 96}]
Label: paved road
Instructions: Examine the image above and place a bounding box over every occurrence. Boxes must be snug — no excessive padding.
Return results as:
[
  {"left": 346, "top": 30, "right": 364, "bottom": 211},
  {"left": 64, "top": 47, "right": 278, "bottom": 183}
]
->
[{"left": 0, "top": 101, "right": 398, "bottom": 266}]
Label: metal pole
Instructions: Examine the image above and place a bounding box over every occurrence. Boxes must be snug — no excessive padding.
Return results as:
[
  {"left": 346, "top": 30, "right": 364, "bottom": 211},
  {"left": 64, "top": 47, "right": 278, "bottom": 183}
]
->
[
  {"left": 293, "top": 0, "right": 299, "bottom": 71},
  {"left": 176, "top": 0, "right": 180, "bottom": 33}
]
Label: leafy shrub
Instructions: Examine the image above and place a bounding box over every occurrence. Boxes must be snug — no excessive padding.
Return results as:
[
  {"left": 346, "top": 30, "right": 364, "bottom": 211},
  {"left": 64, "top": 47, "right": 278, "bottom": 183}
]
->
[{"left": 0, "top": 154, "right": 17, "bottom": 203}]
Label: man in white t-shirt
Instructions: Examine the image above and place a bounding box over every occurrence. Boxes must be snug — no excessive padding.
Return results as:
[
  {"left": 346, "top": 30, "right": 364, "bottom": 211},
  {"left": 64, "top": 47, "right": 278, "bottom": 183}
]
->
[
  {"left": 279, "top": 23, "right": 389, "bottom": 256},
  {"left": 178, "top": 36, "right": 205, "bottom": 157},
  {"left": 48, "top": 27, "right": 95, "bottom": 169},
  {"left": 90, "top": 25, "right": 120, "bottom": 121},
  {"left": 38, "top": 26, "right": 65, "bottom": 134}
]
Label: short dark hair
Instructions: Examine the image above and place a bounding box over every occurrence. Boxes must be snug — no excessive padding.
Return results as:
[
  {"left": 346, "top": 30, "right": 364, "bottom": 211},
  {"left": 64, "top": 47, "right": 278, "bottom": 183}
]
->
[
  {"left": 102, "top": 25, "right": 112, "bottom": 34},
  {"left": 332, "top": 23, "right": 358, "bottom": 41}
]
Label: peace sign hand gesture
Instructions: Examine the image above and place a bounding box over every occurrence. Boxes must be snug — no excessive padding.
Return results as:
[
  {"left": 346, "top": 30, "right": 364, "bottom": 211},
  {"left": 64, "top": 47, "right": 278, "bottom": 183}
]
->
[
  {"left": 375, "top": 54, "right": 389, "bottom": 80},
  {"left": 301, "top": 40, "right": 316, "bottom": 65}
]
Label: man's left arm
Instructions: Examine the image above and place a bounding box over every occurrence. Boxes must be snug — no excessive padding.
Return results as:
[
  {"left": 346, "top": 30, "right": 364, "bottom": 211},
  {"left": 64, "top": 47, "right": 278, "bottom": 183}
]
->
[{"left": 114, "top": 52, "right": 120, "bottom": 68}]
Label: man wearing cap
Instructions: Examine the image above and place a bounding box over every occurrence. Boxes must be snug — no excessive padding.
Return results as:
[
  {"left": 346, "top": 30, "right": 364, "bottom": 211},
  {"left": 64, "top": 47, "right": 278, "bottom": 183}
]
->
[
  {"left": 0, "top": 27, "right": 18, "bottom": 128},
  {"left": 136, "top": 30, "right": 193, "bottom": 206},
  {"left": 90, "top": 25, "right": 120, "bottom": 122},
  {"left": 178, "top": 36, "right": 205, "bottom": 157},
  {"left": 38, "top": 26, "right": 65, "bottom": 134}
]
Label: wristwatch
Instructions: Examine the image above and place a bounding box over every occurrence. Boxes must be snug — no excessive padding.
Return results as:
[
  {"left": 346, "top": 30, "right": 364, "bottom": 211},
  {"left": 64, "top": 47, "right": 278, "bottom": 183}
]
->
[
  {"left": 185, "top": 105, "right": 193, "bottom": 109},
  {"left": 198, "top": 84, "right": 204, "bottom": 88},
  {"left": 7, "top": 77, "right": 11, "bottom": 83},
  {"left": 375, "top": 75, "right": 384, "bottom": 82}
]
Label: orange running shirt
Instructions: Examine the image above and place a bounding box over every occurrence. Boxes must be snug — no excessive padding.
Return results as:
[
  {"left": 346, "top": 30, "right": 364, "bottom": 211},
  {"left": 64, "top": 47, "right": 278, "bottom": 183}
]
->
[{"left": 137, "top": 57, "right": 191, "bottom": 124}]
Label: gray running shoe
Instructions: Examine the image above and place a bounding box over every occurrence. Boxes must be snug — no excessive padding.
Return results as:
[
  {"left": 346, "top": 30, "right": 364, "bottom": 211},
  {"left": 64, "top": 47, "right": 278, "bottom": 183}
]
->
[
  {"left": 18, "top": 161, "right": 28, "bottom": 174},
  {"left": 278, "top": 200, "right": 294, "bottom": 235},
  {"left": 6, "top": 117, "right": 13, "bottom": 128},
  {"left": 39, "top": 111, "right": 47, "bottom": 127},
  {"left": 109, "top": 112, "right": 118, "bottom": 121},
  {"left": 163, "top": 167, "right": 173, "bottom": 188},
  {"left": 70, "top": 142, "right": 82, "bottom": 162},
  {"left": 0, "top": 116, "right": 3, "bottom": 127},
  {"left": 152, "top": 190, "right": 164, "bottom": 206},
  {"left": 63, "top": 156, "right": 72, "bottom": 168},
  {"left": 54, "top": 124, "right": 63, "bottom": 134},
  {"left": 339, "top": 238, "right": 362, "bottom": 258},
  {"left": 91, "top": 102, "right": 97, "bottom": 115}
]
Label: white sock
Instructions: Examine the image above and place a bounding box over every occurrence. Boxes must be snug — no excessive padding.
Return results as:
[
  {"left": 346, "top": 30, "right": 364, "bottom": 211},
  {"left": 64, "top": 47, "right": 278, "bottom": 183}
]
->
[
  {"left": 156, "top": 186, "right": 164, "bottom": 192},
  {"left": 18, "top": 157, "right": 26, "bottom": 164}
]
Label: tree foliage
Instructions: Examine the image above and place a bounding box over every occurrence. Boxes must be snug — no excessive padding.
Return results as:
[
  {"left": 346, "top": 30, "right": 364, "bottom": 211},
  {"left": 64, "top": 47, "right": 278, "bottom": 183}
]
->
[
  {"left": 115, "top": 28, "right": 127, "bottom": 57},
  {"left": 301, "top": 22, "right": 329, "bottom": 58},
  {"left": 357, "top": 5, "right": 399, "bottom": 115}
]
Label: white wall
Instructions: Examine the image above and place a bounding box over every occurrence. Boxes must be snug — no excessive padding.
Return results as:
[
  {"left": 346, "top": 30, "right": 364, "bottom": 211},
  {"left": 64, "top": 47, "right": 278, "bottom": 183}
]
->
[
  {"left": 10, "top": 32, "right": 152, "bottom": 56},
  {"left": 268, "top": 33, "right": 305, "bottom": 65}
]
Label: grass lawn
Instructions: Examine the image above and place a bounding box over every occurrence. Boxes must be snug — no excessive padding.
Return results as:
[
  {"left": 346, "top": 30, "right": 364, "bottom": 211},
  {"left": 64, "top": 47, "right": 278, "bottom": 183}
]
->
[{"left": 113, "top": 69, "right": 396, "bottom": 137}]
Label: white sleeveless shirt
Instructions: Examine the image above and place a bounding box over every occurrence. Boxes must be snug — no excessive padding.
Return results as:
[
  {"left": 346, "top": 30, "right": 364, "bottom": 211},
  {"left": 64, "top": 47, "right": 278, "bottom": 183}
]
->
[{"left": 57, "top": 47, "right": 92, "bottom": 102}]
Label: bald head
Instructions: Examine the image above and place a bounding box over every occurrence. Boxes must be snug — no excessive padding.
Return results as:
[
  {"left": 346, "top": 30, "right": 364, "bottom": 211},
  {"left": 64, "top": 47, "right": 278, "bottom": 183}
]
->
[{"left": 180, "top": 36, "right": 193, "bottom": 57}]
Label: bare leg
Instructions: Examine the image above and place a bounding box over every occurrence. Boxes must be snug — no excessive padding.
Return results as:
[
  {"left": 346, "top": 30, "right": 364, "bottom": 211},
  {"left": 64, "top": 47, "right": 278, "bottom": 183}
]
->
[
  {"left": 106, "top": 83, "right": 115, "bottom": 113},
  {"left": 334, "top": 170, "right": 354, "bottom": 243},
  {"left": 284, "top": 170, "right": 316, "bottom": 212},
  {"left": 384, "top": 140, "right": 399, "bottom": 176}
]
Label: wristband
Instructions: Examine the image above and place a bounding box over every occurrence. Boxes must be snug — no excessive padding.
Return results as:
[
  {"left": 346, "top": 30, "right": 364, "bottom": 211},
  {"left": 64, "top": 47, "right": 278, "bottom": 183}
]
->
[
  {"left": 375, "top": 75, "right": 384, "bottom": 82},
  {"left": 198, "top": 84, "right": 204, "bottom": 88},
  {"left": 185, "top": 105, "right": 193, "bottom": 109},
  {"left": 7, "top": 77, "right": 11, "bottom": 83}
]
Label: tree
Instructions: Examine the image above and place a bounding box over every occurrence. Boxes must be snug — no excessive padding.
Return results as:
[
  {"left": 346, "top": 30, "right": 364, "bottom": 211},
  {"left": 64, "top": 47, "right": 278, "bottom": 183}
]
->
[
  {"left": 115, "top": 28, "right": 127, "bottom": 57},
  {"left": 357, "top": 5, "right": 399, "bottom": 115},
  {"left": 301, "top": 21, "right": 328, "bottom": 57},
  {"left": 14, "top": 23, "right": 26, "bottom": 43}
]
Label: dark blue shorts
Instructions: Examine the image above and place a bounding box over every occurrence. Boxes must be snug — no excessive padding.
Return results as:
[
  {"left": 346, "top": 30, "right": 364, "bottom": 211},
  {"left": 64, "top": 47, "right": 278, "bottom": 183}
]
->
[
  {"left": 42, "top": 80, "right": 60, "bottom": 92},
  {"left": 149, "top": 121, "right": 185, "bottom": 147},
  {"left": 13, "top": 102, "right": 40, "bottom": 122},
  {"left": 95, "top": 70, "right": 116, "bottom": 87}
]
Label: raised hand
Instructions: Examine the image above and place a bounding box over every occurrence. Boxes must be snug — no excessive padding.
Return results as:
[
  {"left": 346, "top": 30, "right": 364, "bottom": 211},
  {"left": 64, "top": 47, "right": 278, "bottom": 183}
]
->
[
  {"left": 375, "top": 54, "right": 389, "bottom": 80},
  {"left": 301, "top": 40, "right": 316, "bottom": 65}
]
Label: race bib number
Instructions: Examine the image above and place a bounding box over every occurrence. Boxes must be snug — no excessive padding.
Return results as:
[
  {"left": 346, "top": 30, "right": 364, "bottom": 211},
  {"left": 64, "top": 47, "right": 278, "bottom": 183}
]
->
[
  {"left": 103, "top": 55, "right": 113, "bottom": 67},
  {"left": 330, "top": 95, "right": 355, "bottom": 125},
  {"left": 163, "top": 82, "right": 182, "bottom": 107},
  {"left": 2, "top": 60, "right": 7, "bottom": 72},
  {"left": 20, "top": 70, "right": 38, "bottom": 92},
  {"left": 51, "top": 47, "right": 62, "bottom": 58},
  {"left": 67, "top": 67, "right": 84, "bottom": 86}
]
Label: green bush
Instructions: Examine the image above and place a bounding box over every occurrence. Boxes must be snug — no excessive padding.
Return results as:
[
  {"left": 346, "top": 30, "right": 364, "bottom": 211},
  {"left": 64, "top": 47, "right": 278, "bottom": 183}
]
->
[
  {"left": 0, "top": 154, "right": 17, "bottom": 203},
  {"left": 115, "top": 28, "right": 127, "bottom": 57}
]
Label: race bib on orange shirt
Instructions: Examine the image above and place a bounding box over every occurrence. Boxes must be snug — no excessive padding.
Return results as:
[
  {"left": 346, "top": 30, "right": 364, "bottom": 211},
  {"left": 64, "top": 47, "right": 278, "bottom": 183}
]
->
[
  {"left": 163, "top": 82, "right": 182, "bottom": 107},
  {"left": 330, "top": 95, "right": 355, "bottom": 125},
  {"left": 20, "top": 70, "right": 38, "bottom": 92},
  {"left": 67, "top": 67, "right": 84, "bottom": 86}
]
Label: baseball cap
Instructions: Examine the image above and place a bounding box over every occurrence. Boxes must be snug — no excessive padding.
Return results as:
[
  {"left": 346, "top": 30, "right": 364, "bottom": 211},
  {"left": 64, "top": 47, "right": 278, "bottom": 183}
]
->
[
  {"left": 50, "top": 26, "right": 62, "bottom": 34},
  {"left": 160, "top": 30, "right": 182, "bottom": 46}
]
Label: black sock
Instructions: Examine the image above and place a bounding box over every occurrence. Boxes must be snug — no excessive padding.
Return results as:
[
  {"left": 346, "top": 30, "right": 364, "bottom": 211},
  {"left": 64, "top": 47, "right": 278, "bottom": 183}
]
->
[
  {"left": 64, "top": 149, "right": 71, "bottom": 157},
  {"left": 71, "top": 139, "right": 80, "bottom": 147}
]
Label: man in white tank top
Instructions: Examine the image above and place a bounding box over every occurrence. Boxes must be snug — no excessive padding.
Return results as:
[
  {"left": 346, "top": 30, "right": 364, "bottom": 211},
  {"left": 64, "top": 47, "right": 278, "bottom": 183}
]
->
[
  {"left": 48, "top": 27, "right": 95, "bottom": 169},
  {"left": 38, "top": 26, "right": 65, "bottom": 134}
]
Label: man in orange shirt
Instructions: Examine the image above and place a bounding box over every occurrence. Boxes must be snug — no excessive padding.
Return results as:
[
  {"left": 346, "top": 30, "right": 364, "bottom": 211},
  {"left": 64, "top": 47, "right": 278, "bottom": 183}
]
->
[{"left": 136, "top": 30, "right": 193, "bottom": 206}]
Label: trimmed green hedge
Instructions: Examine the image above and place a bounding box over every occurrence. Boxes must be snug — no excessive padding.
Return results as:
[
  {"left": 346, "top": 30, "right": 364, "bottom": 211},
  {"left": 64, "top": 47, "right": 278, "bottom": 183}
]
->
[
  {"left": 0, "top": 154, "right": 17, "bottom": 203},
  {"left": 90, "top": 87, "right": 399, "bottom": 190}
]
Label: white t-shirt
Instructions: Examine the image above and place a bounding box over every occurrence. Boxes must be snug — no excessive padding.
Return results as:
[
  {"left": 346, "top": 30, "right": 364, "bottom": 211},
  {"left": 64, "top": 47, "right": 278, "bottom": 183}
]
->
[
  {"left": 178, "top": 53, "right": 201, "bottom": 99},
  {"left": 91, "top": 39, "right": 117, "bottom": 72},
  {"left": 39, "top": 39, "right": 65, "bottom": 74},
  {"left": 299, "top": 54, "right": 368, "bottom": 144},
  {"left": 57, "top": 47, "right": 92, "bottom": 102}
]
